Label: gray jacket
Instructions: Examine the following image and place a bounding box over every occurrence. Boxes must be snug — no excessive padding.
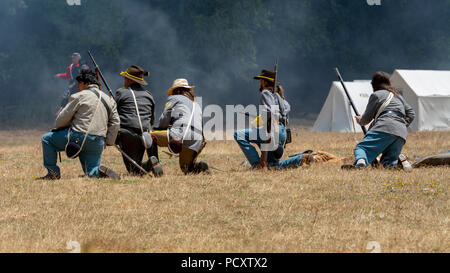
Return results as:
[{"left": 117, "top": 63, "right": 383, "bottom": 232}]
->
[
  {"left": 359, "top": 90, "right": 415, "bottom": 141},
  {"left": 157, "top": 95, "right": 203, "bottom": 153},
  {"left": 274, "top": 92, "right": 290, "bottom": 123},
  {"left": 114, "top": 83, "right": 155, "bottom": 132},
  {"left": 260, "top": 89, "right": 281, "bottom": 121},
  {"left": 56, "top": 84, "right": 120, "bottom": 145}
]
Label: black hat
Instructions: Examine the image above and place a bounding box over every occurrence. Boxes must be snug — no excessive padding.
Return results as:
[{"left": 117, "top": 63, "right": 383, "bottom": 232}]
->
[
  {"left": 254, "top": 69, "right": 276, "bottom": 82},
  {"left": 75, "top": 69, "right": 98, "bottom": 85}
]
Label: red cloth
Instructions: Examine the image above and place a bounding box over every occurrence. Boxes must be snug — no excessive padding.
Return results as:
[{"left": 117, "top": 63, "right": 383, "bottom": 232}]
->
[{"left": 57, "top": 63, "right": 80, "bottom": 80}]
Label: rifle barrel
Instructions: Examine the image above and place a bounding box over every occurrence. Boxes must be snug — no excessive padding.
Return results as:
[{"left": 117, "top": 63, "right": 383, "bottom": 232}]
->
[
  {"left": 273, "top": 59, "right": 279, "bottom": 93},
  {"left": 87, "top": 51, "right": 114, "bottom": 97},
  {"left": 334, "top": 67, "right": 367, "bottom": 134}
]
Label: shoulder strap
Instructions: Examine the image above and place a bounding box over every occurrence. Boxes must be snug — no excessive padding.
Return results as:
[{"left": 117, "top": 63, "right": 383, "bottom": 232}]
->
[
  {"left": 182, "top": 102, "right": 196, "bottom": 141},
  {"left": 374, "top": 92, "right": 394, "bottom": 123},
  {"left": 88, "top": 89, "right": 111, "bottom": 117},
  {"left": 275, "top": 93, "right": 286, "bottom": 117},
  {"left": 66, "top": 89, "right": 102, "bottom": 159},
  {"left": 166, "top": 102, "right": 197, "bottom": 155},
  {"left": 397, "top": 94, "right": 406, "bottom": 108},
  {"left": 129, "top": 88, "right": 145, "bottom": 134}
]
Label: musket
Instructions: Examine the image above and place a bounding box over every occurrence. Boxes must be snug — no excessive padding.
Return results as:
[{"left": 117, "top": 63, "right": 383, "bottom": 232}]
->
[
  {"left": 114, "top": 145, "right": 153, "bottom": 177},
  {"left": 273, "top": 59, "right": 279, "bottom": 94},
  {"left": 87, "top": 51, "right": 102, "bottom": 92},
  {"left": 334, "top": 67, "right": 368, "bottom": 134},
  {"left": 87, "top": 51, "right": 114, "bottom": 97},
  {"left": 335, "top": 68, "right": 390, "bottom": 169},
  {"left": 210, "top": 165, "right": 227, "bottom": 173}
]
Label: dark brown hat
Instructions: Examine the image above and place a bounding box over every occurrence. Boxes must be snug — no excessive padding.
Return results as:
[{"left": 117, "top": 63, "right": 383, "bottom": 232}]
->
[
  {"left": 120, "top": 65, "right": 149, "bottom": 86},
  {"left": 254, "top": 69, "right": 276, "bottom": 82}
]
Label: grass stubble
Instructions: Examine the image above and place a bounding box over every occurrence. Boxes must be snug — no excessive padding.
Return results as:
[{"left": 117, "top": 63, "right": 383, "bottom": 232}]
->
[{"left": 0, "top": 129, "right": 448, "bottom": 253}]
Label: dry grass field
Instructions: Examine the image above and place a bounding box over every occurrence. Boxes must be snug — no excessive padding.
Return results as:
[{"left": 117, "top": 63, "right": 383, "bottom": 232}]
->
[{"left": 0, "top": 129, "right": 448, "bottom": 253}]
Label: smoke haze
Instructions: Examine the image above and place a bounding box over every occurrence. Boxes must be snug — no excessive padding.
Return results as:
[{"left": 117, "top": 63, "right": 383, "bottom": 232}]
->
[{"left": 1, "top": 0, "right": 450, "bottom": 128}]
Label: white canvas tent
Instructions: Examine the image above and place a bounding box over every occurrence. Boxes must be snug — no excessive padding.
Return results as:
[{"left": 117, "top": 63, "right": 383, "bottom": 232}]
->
[
  {"left": 390, "top": 70, "right": 450, "bottom": 131},
  {"left": 312, "top": 81, "right": 372, "bottom": 132}
]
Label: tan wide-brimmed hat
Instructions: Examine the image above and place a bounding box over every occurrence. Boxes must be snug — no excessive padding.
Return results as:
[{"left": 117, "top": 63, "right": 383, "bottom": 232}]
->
[
  {"left": 120, "top": 65, "right": 149, "bottom": 86},
  {"left": 167, "top": 78, "right": 195, "bottom": 96}
]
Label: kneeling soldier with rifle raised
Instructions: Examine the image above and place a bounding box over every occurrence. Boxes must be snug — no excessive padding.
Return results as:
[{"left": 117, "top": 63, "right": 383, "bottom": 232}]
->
[
  {"left": 39, "top": 69, "right": 120, "bottom": 180},
  {"left": 114, "top": 65, "right": 163, "bottom": 177},
  {"left": 342, "top": 71, "right": 415, "bottom": 170},
  {"left": 151, "top": 79, "right": 209, "bottom": 174},
  {"left": 234, "top": 67, "right": 303, "bottom": 169}
]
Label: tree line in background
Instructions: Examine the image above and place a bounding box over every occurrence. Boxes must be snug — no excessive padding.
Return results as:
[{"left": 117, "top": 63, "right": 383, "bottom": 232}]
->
[{"left": 1, "top": 0, "right": 450, "bottom": 128}]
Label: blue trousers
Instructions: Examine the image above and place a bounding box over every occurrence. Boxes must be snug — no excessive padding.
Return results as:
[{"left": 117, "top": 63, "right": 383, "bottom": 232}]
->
[
  {"left": 42, "top": 128, "right": 105, "bottom": 177},
  {"left": 234, "top": 125, "right": 303, "bottom": 169},
  {"left": 354, "top": 130, "right": 405, "bottom": 168}
]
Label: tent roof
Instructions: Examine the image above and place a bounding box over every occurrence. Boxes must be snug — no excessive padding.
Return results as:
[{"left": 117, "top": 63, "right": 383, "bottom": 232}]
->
[
  {"left": 393, "top": 70, "right": 450, "bottom": 97},
  {"left": 332, "top": 80, "right": 372, "bottom": 93},
  {"left": 312, "top": 80, "right": 372, "bottom": 132}
]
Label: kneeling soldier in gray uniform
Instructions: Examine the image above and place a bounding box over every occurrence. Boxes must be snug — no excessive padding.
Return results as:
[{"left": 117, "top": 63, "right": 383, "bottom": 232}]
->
[
  {"left": 151, "top": 79, "right": 209, "bottom": 175},
  {"left": 343, "top": 71, "right": 415, "bottom": 170},
  {"left": 39, "top": 69, "right": 120, "bottom": 180},
  {"left": 115, "top": 65, "right": 163, "bottom": 177}
]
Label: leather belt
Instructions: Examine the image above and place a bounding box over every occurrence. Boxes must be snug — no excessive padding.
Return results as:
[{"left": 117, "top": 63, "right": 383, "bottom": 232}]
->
[{"left": 380, "top": 110, "right": 405, "bottom": 119}]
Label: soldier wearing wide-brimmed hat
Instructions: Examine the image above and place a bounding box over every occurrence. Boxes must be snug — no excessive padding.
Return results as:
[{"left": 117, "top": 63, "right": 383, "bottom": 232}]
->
[
  {"left": 253, "top": 69, "right": 278, "bottom": 82},
  {"left": 233, "top": 69, "right": 303, "bottom": 170},
  {"left": 120, "top": 65, "right": 149, "bottom": 86},
  {"left": 114, "top": 65, "right": 163, "bottom": 177},
  {"left": 253, "top": 69, "right": 291, "bottom": 125},
  {"left": 151, "top": 78, "right": 209, "bottom": 175}
]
